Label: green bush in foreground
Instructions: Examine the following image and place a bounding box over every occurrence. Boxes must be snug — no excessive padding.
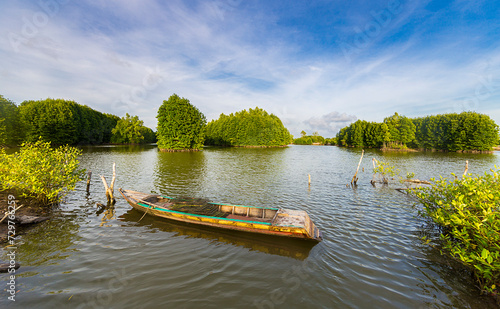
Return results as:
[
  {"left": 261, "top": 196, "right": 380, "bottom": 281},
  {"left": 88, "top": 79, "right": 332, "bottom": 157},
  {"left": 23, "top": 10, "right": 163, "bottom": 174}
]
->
[
  {"left": 410, "top": 169, "right": 500, "bottom": 295},
  {"left": 0, "top": 140, "right": 85, "bottom": 206}
]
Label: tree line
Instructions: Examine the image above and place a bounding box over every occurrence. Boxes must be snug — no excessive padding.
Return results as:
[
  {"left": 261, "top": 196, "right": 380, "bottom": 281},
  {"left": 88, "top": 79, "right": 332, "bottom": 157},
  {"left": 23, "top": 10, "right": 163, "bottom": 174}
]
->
[
  {"left": 0, "top": 95, "right": 156, "bottom": 146},
  {"left": 1, "top": 93, "right": 295, "bottom": 150},
  {"left": 336, "top": 112, "right": 499, "bottom": 151},
  {"left": 204, "top": 107, "right": 292, "bottom": 147},
  {"left": 293, "top": 131, "right": 336, "bottom": 145}
]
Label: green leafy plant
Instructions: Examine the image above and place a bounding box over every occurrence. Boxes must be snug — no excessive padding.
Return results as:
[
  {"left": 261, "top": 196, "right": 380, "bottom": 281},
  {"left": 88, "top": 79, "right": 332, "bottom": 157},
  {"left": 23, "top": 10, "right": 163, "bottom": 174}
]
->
[
  {"left": 400, "top": 171, "right": 416, "bottom": 189},
  {"left": 0, "top": 140, "right": 85, "bottom": 206},
  {"left": 372, "top": 160, "right": 400, "bottom": 184},
  {"left": 410, "top": 169, "right": 500, "bottom": 295}
]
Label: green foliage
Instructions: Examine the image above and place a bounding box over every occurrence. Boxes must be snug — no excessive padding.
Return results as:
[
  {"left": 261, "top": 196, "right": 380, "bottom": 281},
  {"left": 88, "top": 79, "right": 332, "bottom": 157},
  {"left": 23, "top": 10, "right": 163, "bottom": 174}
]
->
[
  {"left": 0, "top": 118, "right": 5, "bottom": 145},
  {"left": 410, "top": 169, "right": 500, "bottom": 295},
  {"left": 383, "top": 113, "right": 415, "bottom": 148},
  {"left": 0, "top": 95, "right": 23, "bottom": 146},
  {"left": 0, "top": 140, "right": 85, "bottom": 206},
  {"left": 157, "top": 94, "right": 206, "bottom": 151},
  {"left": 336, "top": 120, "right": 386, "bottom": 148},
  {"left": 293, "top": 133, "right": 326, "bottom": 145},
  {"left": 372, "top": 160, "right": 400, "bottom": 184},
  {"left": 18, "top": 98, "right": 120, "bottom": 145},
  {"left": 77, "top": 105, "right": 120, "bottom": 145},
  {"left": 336, "top": 112, "right": 498, "bottom": 152},
  {"left": 324, "top": 137, "right": 336, "bottom": 145},
  {"left": 293, "top": 136, "right": 313, "bottom": 145},
  {"left": 19, "top": 99, "right": 80, "bottom": 145},
  {"left": 205, "top": 107, "right": 292, "bottom": 147},
  {"left": 111, "top": 113, "right": 156, "bottom": 144}
]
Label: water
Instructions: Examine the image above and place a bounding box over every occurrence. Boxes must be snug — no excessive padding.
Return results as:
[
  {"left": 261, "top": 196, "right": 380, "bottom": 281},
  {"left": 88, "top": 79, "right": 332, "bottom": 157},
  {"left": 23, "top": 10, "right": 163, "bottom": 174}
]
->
[{"left": 1, "top": 145, "right": 499, "bottom": 308}]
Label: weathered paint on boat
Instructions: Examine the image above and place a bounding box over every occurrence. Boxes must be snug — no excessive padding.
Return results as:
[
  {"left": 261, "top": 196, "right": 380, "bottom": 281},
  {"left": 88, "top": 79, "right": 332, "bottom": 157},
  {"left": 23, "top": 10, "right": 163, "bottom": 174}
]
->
[{"left": 119, "top": 189, "right": 322, "bottom": 242}]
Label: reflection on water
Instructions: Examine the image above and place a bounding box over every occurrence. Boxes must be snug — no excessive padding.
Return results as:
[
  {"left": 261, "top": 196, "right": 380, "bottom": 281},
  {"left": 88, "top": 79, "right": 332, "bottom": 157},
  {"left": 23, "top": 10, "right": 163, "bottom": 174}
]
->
[
  {"left": 79, "top": 144, "right": 158, "bottom": 153},
  {"left": 97, "top": 204, "right": 116, "bottom": 227},
  {"left": 119, "top": 209, "right": 314, "bottom": 261},
  {"left": 153, "top": 150, "right": 207, "bottom": 196}
]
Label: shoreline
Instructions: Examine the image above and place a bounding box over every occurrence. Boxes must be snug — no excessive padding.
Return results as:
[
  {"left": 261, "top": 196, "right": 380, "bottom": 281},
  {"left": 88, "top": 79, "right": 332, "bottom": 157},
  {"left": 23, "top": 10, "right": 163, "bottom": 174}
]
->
[
  {"left": 0, "top": 191, "right": 50, "bottom": 244},
  {"left": 336, "top": 145, "right": 496, "bottom": 153}
]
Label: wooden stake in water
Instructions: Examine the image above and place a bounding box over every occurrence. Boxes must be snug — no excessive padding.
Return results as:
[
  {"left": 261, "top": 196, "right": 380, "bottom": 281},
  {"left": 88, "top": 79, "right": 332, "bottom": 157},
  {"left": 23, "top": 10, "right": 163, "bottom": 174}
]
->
[
  {"left": 462, "top": 160, "right": 469, "bottom": 179},
  {"left": 351, "top": 150, "right": 364, "bottom": 185},
  {"left": 308, "top": 174, "right": 311, "bottom": 186},
  {"left": 100, "top": 163, "right": 116, "bottom": 204},
  {"left": 86, "top": 171, "right": 92, "bottom": 194}
]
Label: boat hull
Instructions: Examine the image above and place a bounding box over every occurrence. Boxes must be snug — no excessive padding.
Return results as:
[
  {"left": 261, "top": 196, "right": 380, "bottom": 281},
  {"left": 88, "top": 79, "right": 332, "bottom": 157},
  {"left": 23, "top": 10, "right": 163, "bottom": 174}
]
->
[{"left": 119, "top": 189, "right": 322, "bottom": 242}]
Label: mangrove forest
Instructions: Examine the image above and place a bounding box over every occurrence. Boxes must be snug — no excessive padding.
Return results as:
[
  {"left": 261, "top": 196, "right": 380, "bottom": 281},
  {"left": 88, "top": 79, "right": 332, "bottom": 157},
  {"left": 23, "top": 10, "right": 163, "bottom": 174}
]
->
[
  {"left": 0, "top": 96, "right": 155, "bottom": 146},
  {"left": 156, "top": 94, "right": 207, "bottom": 151},
  {"left": 204, "top": 107, "right": 292, "bottom": 147},
  {"left": 336, "top": 112, "right": 499, "bottom": 152}
]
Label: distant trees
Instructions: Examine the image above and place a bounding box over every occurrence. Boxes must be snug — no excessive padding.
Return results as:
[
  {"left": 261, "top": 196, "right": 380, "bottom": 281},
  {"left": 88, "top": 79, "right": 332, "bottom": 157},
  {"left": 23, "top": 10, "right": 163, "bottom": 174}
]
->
[
  {"left": 383, "top": 113, "right": 415, "bottom": 148},
  {"left": 0, "top": 96, "right": 156, "bottom": 146},
  {"left": 157, "top": 94, "right": 206, "bottom": 151},
  {"left": 293, "top": 136, "right": 313, "bottom": 145},
  {"left": 411, "top": 112, "right": 498, "bottom": 152},
  {"left": 111, "top": 113, "right": 156, "bottom": 144},
  {"left": 20, "top": 99, "right": 81, "bottom": 145},
  {"left": 336, "top": 112, "right": 499, "bottom": 152},
  {"left": 19, "top": 98, "right": 121, "bottom": 145},
  {"left": 293, "top": 131, "right": 326, "bottom": 145},
  {"left": 0, "top": 95, "right": 23, "bottom": 146},
  {"left": 0, "top": 119, "right": 5, "bottom": 145},
  {"left": 337, "top": 120, "right": 388, "bottom": 148},
  {"left": 205, "top": 107, "right": 292, "bottom": 147}
]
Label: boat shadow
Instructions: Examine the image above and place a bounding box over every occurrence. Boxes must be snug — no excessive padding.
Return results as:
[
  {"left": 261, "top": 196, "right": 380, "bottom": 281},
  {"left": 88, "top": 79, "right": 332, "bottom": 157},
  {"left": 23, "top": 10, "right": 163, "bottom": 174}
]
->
[{"left": 119, "top": 208, "right": 317, "bottom": 260}]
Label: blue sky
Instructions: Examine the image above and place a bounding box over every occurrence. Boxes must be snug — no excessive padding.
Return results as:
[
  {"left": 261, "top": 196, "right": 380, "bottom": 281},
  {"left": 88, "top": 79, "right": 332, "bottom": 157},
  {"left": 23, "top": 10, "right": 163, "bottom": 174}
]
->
[{"left": 1, "top": 0, "right": 499, "bottom": 137}]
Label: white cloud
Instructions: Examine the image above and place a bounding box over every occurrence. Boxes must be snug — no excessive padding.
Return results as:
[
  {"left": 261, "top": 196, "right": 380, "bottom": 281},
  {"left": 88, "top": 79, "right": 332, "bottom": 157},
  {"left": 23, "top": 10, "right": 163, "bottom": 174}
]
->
[{"left": 304, "top": 112, "right": 358, "bottom": 137}]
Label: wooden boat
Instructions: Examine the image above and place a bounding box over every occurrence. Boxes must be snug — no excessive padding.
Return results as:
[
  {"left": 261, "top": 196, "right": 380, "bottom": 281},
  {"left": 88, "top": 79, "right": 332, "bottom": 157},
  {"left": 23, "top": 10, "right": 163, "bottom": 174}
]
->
[{"left": 119, "top": 189, "right": 322, "bottom": 242}]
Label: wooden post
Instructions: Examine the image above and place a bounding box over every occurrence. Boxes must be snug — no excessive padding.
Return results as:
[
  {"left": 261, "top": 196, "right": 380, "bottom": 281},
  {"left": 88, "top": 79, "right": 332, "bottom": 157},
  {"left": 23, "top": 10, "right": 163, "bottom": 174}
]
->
[
  {"left": 110, "top": 162, "right": 116, "bottom": 194},
  {"left": 351, "top": 150, "right": 364, "bottom": 185},
  {"left": 308, "top": 174, "right": 311, "bottom": 186},
  {"left": 462, "top": 160, "right": 469, "bottom": 179},
  {"left": 86, "top": 171, "right": 92, "bottom": 194},
  {"left": 99, "top": 163, "right": 116, "bottom": 204}
]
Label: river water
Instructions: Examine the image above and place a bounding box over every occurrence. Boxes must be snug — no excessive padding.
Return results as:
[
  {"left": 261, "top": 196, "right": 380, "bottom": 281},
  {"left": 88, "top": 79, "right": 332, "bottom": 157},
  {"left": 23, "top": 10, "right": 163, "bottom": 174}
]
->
[{"left": 1, "top": 145, "right": 499, "bottom": 308}]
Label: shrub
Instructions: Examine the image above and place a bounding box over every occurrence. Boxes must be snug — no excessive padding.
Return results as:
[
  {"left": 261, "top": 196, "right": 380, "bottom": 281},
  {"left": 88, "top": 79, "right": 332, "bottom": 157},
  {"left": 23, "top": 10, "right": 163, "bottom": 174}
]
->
[
  {"left": 410, "top": 169, "right": 500, "bottom": 295},
  {"left": 157, "top": 94, "right": 206, "bottom": 151},
  {"left": 372, "top": 160, "right": 400, "bottom": 184},
  {"left": 0, "top": 140, "right": 85, "bottom": 206}
]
